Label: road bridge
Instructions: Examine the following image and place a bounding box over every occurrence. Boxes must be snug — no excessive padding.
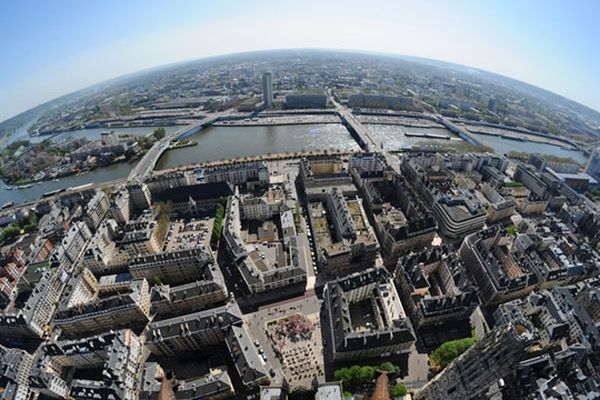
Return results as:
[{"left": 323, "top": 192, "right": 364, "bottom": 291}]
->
[
  {"left": 127, "top": 115, "right": 221, "bottom": 182},
  {"left": 436, "top": 117, "right": 482, "bottom": 146},
  {"left": 329, "top": 97, "right": 407, "bottom": 173},
  {"left": 331, "top": 98, "right": 377, "bottom": 151}
]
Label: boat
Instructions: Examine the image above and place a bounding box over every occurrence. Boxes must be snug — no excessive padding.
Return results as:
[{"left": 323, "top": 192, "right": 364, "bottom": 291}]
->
[
  {"left": 1, "top": 202, "right": 14, "bottom": 209},
  {"left": 67, "top": 183, "right": 94, "bottom": 192},
  {"left": 15, "top": 184, "right": 33, "bottom": 190},
  {"left": 405, "top": 132, "right": 451, "bottom": 140},
  {"left": 42, "top": 188, "right": 66, "bottom": 197}
]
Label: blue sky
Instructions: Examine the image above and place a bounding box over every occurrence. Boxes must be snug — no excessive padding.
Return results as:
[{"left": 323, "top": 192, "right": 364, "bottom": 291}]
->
[{"left": 1, "top": 0, "right": 599, "bottom": 122}]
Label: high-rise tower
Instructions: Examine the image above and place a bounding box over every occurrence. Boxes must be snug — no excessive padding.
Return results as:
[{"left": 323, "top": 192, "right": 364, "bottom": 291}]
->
[{"left": 262, "top": 72, "right": 273, "bottom": 108}]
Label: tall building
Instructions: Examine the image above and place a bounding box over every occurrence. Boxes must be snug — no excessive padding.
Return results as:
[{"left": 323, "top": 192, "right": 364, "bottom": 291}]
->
[
  {"left": 352, "top": 165, "right": 437, "bottom": 263},
  {"left": 82, "top": 220, "right": 119, "bottom": 274},
  {"left": 415, "top": 321, "right": 538, "bottom": 400},
  {"left": 0, "top": 346, "right": 35, "bottom": 399},
  {"left": 54, "top": 279, "right": 151, "bottom": 338},
  {"left": 130, "top": 248, "right": 225, "bottom": 287},
  {"left": 139, "top": 362, "right": 234, "bottom": 400},
  {"left": 324, "top": 267, "right": 415, "bottom": 360},
  {"left": 307, "top": 188, "right": 379, "bottom": 277},
  {"left": 585, "top": 147, "right": 600, "bottom": 179},
  {"left": 31, "top": 329, "right": 144, "bottom": 400},
  {"left": 223, "top": 190, "right": 307, "bottom": 295},
  {"left": 51, "top": 221, "right": 93, "bottom": 268},
  {"left": 262, "top": 72, "right": 273, "bottom": 108},
  {"left": 459, "top": 228, "right": 538, "bottom": 306},
  {"left": 127, "top": 182, "right": 152, "bottom": 210},
  {"left": 145, "top": 300, "right": 269, "bottom": 390},
  {"left": 83, "top": 190, "right": 110, "bottom": 232},
  {"left": 395, "top": 246, "right": 479, "bottom": 336}
]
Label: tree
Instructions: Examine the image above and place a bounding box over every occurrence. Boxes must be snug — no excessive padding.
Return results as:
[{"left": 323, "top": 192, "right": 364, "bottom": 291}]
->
[
  {"left": 211, "top": 197, "right": 228, "bottom": 244},
  {"left": 379, "top": 362, "right": 401, "bottom": 375},
  {"left": 334, "top": 368, "right": 352, "bottom": 383},
  {"left": 358, "top": 366, "right": 376, "bottom": 382},
  {"left": 506, "top": 224, "right": 518, "bottom": 237},
  {"left": 431, "top": 337, "right": 478, "bottom": 369},
  {"left": 155, "top": 202, "right": 173, "bottom": 243},
  {"left": 153, "top": 127, "right": 166, "bottom": 140},
  {"left": 0, "top": 225, "right": 22, "bottom": 245},
  {"left": 389, "top": 383, "right": 407, "bottom": 398},
  {"left": 334, "top": 364, "right": 382, "bottom": 389}
]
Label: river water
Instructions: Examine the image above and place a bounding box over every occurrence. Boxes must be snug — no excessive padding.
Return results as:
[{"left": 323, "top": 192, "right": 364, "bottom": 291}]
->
[
  {"left": 155, "top": 124, "right": 360, "bottom": 170},
  {"left": 0, "top": 122, "right": 589, "bottom": 206},
  {"left": 469, "top": 132, "right": 588, "bottom": 164},
  {"left": 365, "top": 124, "right": 587, "bottom": 164},
  {"left": 0, "top": 126, "right": 181, "bottom": 205},
  {"left": 364, "top": 124, "right": 462, "bottom": 149}
]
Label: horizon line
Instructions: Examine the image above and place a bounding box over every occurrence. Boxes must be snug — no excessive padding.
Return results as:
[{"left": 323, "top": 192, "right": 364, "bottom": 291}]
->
[{"left": 2, "top": 47, "right": 599, "bottom": 126}]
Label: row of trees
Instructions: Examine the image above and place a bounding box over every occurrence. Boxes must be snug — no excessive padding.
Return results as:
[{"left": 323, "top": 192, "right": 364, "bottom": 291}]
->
[
  {"left": 0, "top": 212, "right": 38, "bottom": 246},
  {"left": 585, "top": 188, "right": 600, "bottom": 202},
  {"left": 211, "top": 197, "right": 228, "bottom": 245},
  {"left": 334, "top": 362, "right": 406, "bottom": 396},
  {"left": 154, "top": 202, "right": 172, "bottom": 245}
]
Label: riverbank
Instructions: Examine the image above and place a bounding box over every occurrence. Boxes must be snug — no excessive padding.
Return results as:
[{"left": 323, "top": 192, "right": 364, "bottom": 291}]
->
[
  {"left": 158, "top": 148, "right": 354, "bottom": 174},
  {"left": 1, "top": 153, "right": 140, "bottom": 188},
  {"left": 155, "top": 124, "right": 360, "bottom": 170}
]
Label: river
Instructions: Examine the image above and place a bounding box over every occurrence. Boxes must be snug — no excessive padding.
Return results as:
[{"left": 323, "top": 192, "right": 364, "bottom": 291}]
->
[
  {"left": 468, "top": 132, "right": 588, "bottom": 164},
  {"left": 0, "top": 121, "right": 589, "bottom": 207},
  {"left": 155, "top": 124, "right": 360, "bottom": 170},
  {"left": 364, "top": 124, "right": 462, "bottom": 149},
  {"left": 0, "top": 126, "right": 181, "bottom": 205},
  {"left": 365, "top": 123, "right": 588, "bottom": 164}
]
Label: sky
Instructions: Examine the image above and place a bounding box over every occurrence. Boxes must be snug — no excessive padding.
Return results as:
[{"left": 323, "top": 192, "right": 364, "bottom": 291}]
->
[{"left": 1, "top": 0, "right": 599, "bottom": 122}]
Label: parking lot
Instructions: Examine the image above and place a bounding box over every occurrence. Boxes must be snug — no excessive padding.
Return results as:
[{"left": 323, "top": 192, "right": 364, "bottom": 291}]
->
[{"left": 163, "top": 217, "right": 213, "bottom": 252}]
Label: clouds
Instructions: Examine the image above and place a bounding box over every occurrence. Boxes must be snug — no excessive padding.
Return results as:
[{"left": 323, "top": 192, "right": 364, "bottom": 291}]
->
[{"left": 1, "top": 0, "right": 599, "bottom": 122}]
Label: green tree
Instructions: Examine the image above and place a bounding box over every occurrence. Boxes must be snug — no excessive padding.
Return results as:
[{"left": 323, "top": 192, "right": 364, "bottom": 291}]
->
[
  {"left": 379, "top": 362, "right": 401, "bottom": 375},
  {"left": 153, "top": 127, "right": 166, "bottom": 140},
  {"left": 334, "top": 368, "right": 352, "bottom": 383},
  {"left": 431, "top": 337, "right": 478, "bottom": 369},
  {"left": 211, "top": 197, "right": 229, "bottom": 244},
  {"left": 389, "top": 383, "right": 407, "bottom": 398},
  {"left": 358, "top": 366, "right": 376, "bottom": 382},
  {"left": 334, "top": 365, "right": 380, "bottom": 389},
  {"left": 0, "top": 225, "right": 22, "bottom": 245},
  {"left": 155, "top": 202, "right": 172, "bottom": 243}
]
